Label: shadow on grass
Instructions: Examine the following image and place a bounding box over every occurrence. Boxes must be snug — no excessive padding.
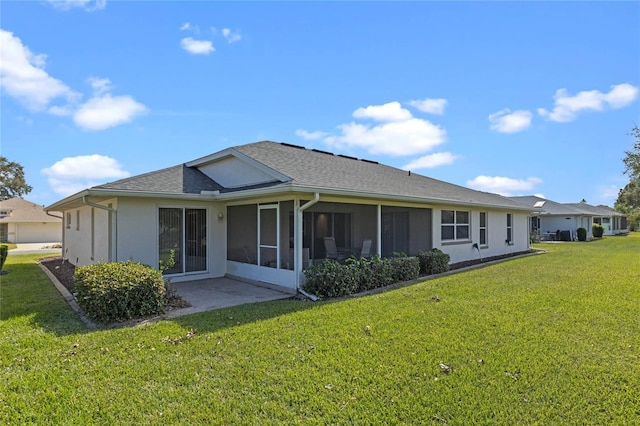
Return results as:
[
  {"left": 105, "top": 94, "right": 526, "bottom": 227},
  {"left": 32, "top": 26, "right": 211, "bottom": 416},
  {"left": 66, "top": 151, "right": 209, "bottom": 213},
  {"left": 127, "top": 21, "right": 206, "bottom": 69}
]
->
[{"left": 165, "top": 297, "right": 320, "bottom": 335}]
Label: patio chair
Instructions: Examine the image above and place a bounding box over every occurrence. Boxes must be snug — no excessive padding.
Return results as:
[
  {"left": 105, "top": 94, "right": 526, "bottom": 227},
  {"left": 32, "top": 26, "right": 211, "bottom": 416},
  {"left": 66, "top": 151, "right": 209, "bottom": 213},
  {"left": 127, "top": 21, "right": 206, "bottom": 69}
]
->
[
  {"left": 323, "top": 237, "right": 348, "bottom": 261},
  {"left": 359, "top": 239, "right": 372, "bottom": 258}
]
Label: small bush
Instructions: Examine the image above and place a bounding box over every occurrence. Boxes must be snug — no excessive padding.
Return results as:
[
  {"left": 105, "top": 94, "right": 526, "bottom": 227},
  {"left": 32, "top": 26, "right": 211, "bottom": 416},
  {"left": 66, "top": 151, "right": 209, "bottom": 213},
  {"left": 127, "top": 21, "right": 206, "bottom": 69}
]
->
[
  {"left": 577, "top": 227, "right": 587, "bottom": 241},
  {"left": 592, "top": 223, "right": 605, "bottom": 238},
  {"left": 0, "top": 244, "right": 7, "bottom": 272},
  {"left": 302, "top": 260, "right": 358, "bottom": 298},
  {"left": 74, "top": 261, "right": 166, "bottom": 323},
  {"left": 303, "top": 254, "right": 421, "bottom": 299},
  {"left": 417, "top": 248, "right": 450, "bottom": 275}
]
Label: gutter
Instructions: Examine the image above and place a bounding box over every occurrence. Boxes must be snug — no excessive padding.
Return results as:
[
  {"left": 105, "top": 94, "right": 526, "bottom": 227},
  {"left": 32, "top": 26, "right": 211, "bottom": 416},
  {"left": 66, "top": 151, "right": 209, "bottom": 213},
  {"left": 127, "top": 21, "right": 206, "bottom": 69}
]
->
[
  {"left": 82, "top": 196, "right": 117, "bottom": 262},
  {"left": 46, "top": 211, "right": 63, "bottom": 220}
]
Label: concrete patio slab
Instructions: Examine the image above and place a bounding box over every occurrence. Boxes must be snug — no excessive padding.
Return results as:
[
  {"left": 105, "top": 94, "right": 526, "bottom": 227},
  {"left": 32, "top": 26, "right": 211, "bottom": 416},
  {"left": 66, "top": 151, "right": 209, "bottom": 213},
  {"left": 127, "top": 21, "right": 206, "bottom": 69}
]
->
[{"left": 164, "top": 277, "right": 294, "bottom": 318}]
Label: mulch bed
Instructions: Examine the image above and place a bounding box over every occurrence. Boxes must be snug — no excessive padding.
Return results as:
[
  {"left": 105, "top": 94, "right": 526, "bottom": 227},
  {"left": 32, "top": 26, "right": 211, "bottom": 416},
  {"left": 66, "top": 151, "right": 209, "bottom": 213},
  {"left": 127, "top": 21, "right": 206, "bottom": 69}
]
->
[
  {"left": 448, "top": 250, "right": 537, "bottom": 271},
  {"left": 40, "top": 257, "right": 76, "bottom": 293}
]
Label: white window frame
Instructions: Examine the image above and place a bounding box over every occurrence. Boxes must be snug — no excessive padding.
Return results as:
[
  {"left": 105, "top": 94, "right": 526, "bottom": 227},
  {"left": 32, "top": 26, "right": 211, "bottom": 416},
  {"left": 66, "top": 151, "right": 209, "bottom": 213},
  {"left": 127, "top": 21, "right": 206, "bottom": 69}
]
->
[
  {"left": 479, "top": 212, "right": 488, "bottom": 247},
  {"left": 441, "top": 209, "right": 470, "bottom": 242},
  {"left": 506, "top": 213, "right": 513, "bottom": 244}
]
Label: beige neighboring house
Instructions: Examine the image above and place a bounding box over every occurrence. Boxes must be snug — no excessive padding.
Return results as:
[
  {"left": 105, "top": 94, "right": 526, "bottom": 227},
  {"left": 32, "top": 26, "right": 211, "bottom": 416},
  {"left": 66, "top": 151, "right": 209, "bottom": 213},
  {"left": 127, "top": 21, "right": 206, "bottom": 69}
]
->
[{"left": 0, "top": 198, "right": 62, "bottom": 243}]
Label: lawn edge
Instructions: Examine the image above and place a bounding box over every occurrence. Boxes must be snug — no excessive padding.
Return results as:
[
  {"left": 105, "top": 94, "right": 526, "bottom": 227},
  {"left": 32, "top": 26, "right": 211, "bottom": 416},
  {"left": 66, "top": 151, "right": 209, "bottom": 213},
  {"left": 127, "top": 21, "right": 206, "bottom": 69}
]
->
[
  {"left": 338, "top": 249, "right": 547, "bottom": 300},
  {"left": 37, "top": 259, "right": 98, "bottom": 329}
]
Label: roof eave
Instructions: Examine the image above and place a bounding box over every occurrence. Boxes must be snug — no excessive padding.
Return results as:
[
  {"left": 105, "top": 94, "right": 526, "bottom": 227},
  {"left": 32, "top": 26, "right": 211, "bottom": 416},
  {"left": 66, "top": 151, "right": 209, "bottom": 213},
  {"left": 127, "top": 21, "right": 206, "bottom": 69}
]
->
[
  {"left": 46, "top": 188, "right": 215, "bottom": 211},
  {"left": 211, "top": 184, "right": 538, "bottom": 211}
]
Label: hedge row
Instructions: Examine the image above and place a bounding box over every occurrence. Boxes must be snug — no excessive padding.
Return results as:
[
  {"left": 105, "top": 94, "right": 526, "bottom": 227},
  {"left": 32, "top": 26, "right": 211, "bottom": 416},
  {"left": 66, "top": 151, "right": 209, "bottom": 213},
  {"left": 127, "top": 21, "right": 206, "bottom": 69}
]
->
[{"left": 303, "top": 254, "right": 421, "bottom": 299}]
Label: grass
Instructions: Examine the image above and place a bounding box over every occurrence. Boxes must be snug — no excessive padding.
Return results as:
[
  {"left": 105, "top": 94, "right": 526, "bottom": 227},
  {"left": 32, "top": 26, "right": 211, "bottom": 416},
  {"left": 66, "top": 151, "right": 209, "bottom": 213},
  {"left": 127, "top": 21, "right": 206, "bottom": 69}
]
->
[{"left": 1, "top": 236, "right": 639, "bottom": 424}]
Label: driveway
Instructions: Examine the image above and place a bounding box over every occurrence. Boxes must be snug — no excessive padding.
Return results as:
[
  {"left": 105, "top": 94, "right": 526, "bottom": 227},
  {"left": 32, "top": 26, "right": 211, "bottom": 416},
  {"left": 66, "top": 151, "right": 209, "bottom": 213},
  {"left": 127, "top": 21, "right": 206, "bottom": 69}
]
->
[{"left": 8, "top": 242, "right": 62, "bottom": 256}]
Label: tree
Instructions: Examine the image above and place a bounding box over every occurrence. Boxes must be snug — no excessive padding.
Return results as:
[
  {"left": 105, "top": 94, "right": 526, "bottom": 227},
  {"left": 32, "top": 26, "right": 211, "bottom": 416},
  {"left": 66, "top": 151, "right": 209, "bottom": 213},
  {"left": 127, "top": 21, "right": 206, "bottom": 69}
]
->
[
  {"left": 622, "top": 125, "right": 640, "bottom": 181},
  {"left": 0, "top": 157, "right": 32, "bottom": 200}
]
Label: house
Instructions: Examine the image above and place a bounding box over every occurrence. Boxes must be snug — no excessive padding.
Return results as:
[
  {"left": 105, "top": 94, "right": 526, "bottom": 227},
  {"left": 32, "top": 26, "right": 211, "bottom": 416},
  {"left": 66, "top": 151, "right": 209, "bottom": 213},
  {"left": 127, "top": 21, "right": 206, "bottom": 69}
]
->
[
  {"left": 510, "top": 196, "right": 628, "bottom": 240},
  {"left": 46, "top": 141, "right": 536, "bottom": 293},
  {"left": 0, "top": 197, "right": 62, "bottom": 243},
  {"left": 564, "top": 202, "right": 628, "bottom": 235},
  {"left": 510, "top": 195, "right": 595, "bottom": 241}
]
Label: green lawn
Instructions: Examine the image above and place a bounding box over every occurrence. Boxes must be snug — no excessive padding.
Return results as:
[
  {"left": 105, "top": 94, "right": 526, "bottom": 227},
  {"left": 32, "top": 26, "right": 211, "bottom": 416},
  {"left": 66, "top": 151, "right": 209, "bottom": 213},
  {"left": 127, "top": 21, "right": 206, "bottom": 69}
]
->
[{"left": 1, "top": 236, "right": 639, "bottom": 424}]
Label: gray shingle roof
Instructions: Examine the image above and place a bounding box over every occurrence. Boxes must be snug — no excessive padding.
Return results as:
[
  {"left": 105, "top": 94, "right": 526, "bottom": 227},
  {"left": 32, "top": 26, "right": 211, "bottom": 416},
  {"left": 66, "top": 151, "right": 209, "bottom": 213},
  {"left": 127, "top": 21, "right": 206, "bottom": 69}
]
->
[
  {"left": 509, "top": 196, "right": 586, "bottom": 215},
  {"left": 232, "top": 141, "right": 531, "bottom": 209},
  {"left": 565, "top": 202, "right": 624, "bottom": 217},
  {"left": 95, "top": 164, "right": 223, "bottom": 194},
  {"left": 510, "top": 196, "right": 624, "bottom": 217}
]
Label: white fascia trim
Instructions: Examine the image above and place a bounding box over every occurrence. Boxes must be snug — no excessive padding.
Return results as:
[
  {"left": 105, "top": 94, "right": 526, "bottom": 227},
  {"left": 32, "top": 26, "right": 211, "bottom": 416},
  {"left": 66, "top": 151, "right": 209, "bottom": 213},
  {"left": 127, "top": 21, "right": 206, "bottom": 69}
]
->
[
  {"left": 185, "top": 148, "right": 291, "bottom": 184},
  {"left": 46, "top": 189, "right": 214, "bottom": 211}
]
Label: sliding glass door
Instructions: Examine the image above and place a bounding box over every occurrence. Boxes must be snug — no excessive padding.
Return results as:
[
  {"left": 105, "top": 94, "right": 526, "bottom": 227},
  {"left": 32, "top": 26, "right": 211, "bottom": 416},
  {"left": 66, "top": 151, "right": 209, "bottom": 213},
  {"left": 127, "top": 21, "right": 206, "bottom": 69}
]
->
[{"left": 159, "top": 207, "right": 207, "bottom": 275}]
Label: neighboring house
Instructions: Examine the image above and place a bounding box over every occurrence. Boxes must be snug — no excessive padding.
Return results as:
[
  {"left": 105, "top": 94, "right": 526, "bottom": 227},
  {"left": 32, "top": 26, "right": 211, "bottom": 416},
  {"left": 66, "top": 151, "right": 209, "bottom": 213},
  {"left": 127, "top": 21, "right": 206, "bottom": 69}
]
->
[
  {"left": 510, "top": 195, "right": 595, "bottom": 241},
  {"left": 511, "top": 196, "right": 628, "bottom": 240},
  {"left": 0, "top": 198, "right": 62, "bottom": 243},
  {"left": 46, "top": 141, "right": 536, "bottom": 292},
  {"left": 564, "top": 202, "right": 628, "bottom": 236}
]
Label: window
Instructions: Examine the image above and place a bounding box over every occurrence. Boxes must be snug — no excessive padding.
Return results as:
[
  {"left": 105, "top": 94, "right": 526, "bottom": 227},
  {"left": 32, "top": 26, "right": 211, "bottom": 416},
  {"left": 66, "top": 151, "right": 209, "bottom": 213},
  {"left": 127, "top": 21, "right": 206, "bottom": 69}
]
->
[
  {"left": 66, "top": 212, "right": 71, "bottom": 229},
  {"left": 159, "top": 207, "right": 207, "bottom": 275},
  {"left": 76, "top": 210, "right": 80, "bottom": 231},
  {"left": 441, "top": 210, "right": 469, "bottom": 241},
  {"left": 506, "top": 213, "right": 513, "bottom": 243},
  {"left": 479, "top": 212, "right": 487, "bottom": 246}
]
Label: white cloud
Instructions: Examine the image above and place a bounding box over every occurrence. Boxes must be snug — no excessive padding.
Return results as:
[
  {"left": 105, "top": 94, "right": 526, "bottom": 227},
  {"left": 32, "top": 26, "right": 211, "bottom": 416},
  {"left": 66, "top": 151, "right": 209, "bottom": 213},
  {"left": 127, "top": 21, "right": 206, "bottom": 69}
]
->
[
  {"left": 42, "top": 154, "right": 129, "bottom": 196},
  {"left": 0, "top": 29, "right": 79, "bottom": 111},
  {"left": 180, "top": 22, "right": 191, "bottom": 31},
  {"left": 222, "top": 28, "right": 242, "bottom": 43},
  {"left": 352, "top": 101, "right": 413, "bottom": 122},
  {"left": 88, "top": 76, "right": 113, "bottom": 96},
  {"left": 407, "top": 98, "right": 447, "bottom": 115},
  {"left": 488, "top": 109, "right": 532, "bottom": 133},
  {"left": 324, "top": 101, "right": 447, "bottom": 156},
  {"left": 295, "top": 129, "right": 328, "bottom": 140},
  {"left": 1, "top": 30, "right": 146, "bottom": 131},
  {"left": 46, "top": 0, "right": 106, "bottom": 11},
  {"left": 402, "top": 152, "right": 459, "bottom": 170},
  {"left": 466, "top": 175, "right": 542, "bottom": 196},
  {"left": 538, "top": 83, "right": 639, "bottom": 122},
  {"left": 73, "top": 94, "right": 147, "bottom": 131},
  {"left": 180, "top": 37, "right": 214, "bottom": 55}
]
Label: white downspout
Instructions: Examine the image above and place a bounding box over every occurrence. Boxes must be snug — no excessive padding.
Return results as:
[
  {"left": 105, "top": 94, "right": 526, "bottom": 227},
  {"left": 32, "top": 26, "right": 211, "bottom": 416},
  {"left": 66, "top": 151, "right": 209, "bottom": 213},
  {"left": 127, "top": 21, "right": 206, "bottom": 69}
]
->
[
  {"left": 377, "top": 204, "right": 382, "bottom": 256},
  {"left": 295, "top": 193, "right": 320, "bottom": 290},
  {"left": 82, "top": 196, "right": 117, "bottom": 262}
]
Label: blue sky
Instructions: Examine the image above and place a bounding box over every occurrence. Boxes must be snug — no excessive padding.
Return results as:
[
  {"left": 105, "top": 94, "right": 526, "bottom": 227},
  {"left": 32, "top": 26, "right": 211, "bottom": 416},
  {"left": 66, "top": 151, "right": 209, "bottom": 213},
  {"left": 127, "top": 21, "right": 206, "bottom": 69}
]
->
[{"left": 2, "top": 1, "right": 639, "bottom": 208}]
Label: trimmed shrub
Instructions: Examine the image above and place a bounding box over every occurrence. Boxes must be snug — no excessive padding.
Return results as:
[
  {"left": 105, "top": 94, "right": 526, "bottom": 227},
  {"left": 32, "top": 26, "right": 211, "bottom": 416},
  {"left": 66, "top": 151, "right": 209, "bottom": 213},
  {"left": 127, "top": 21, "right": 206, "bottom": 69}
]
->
[
  {"left": 592, "top": 223, "right": 605, "bottom": 238},
  {"left": 417, "top": 248, "right": 450, "bottom": 275},
  {"left": 302, "top": 260, "right": 358, "bottom": 298},
  {"left": 0, "top": 245, "right": 7, "bottom": 272},
  {"left": 387, "top": 254, "right": 420, "bottom": 283},
  {"left": 577, "top": 227, "right": 587, "bottom": 241},
  {"left": 303, "top": 254, "right": 421, "bottom": 299},
  {"left": 74, "top": 261, "right": 166, "bottom": 323}
]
